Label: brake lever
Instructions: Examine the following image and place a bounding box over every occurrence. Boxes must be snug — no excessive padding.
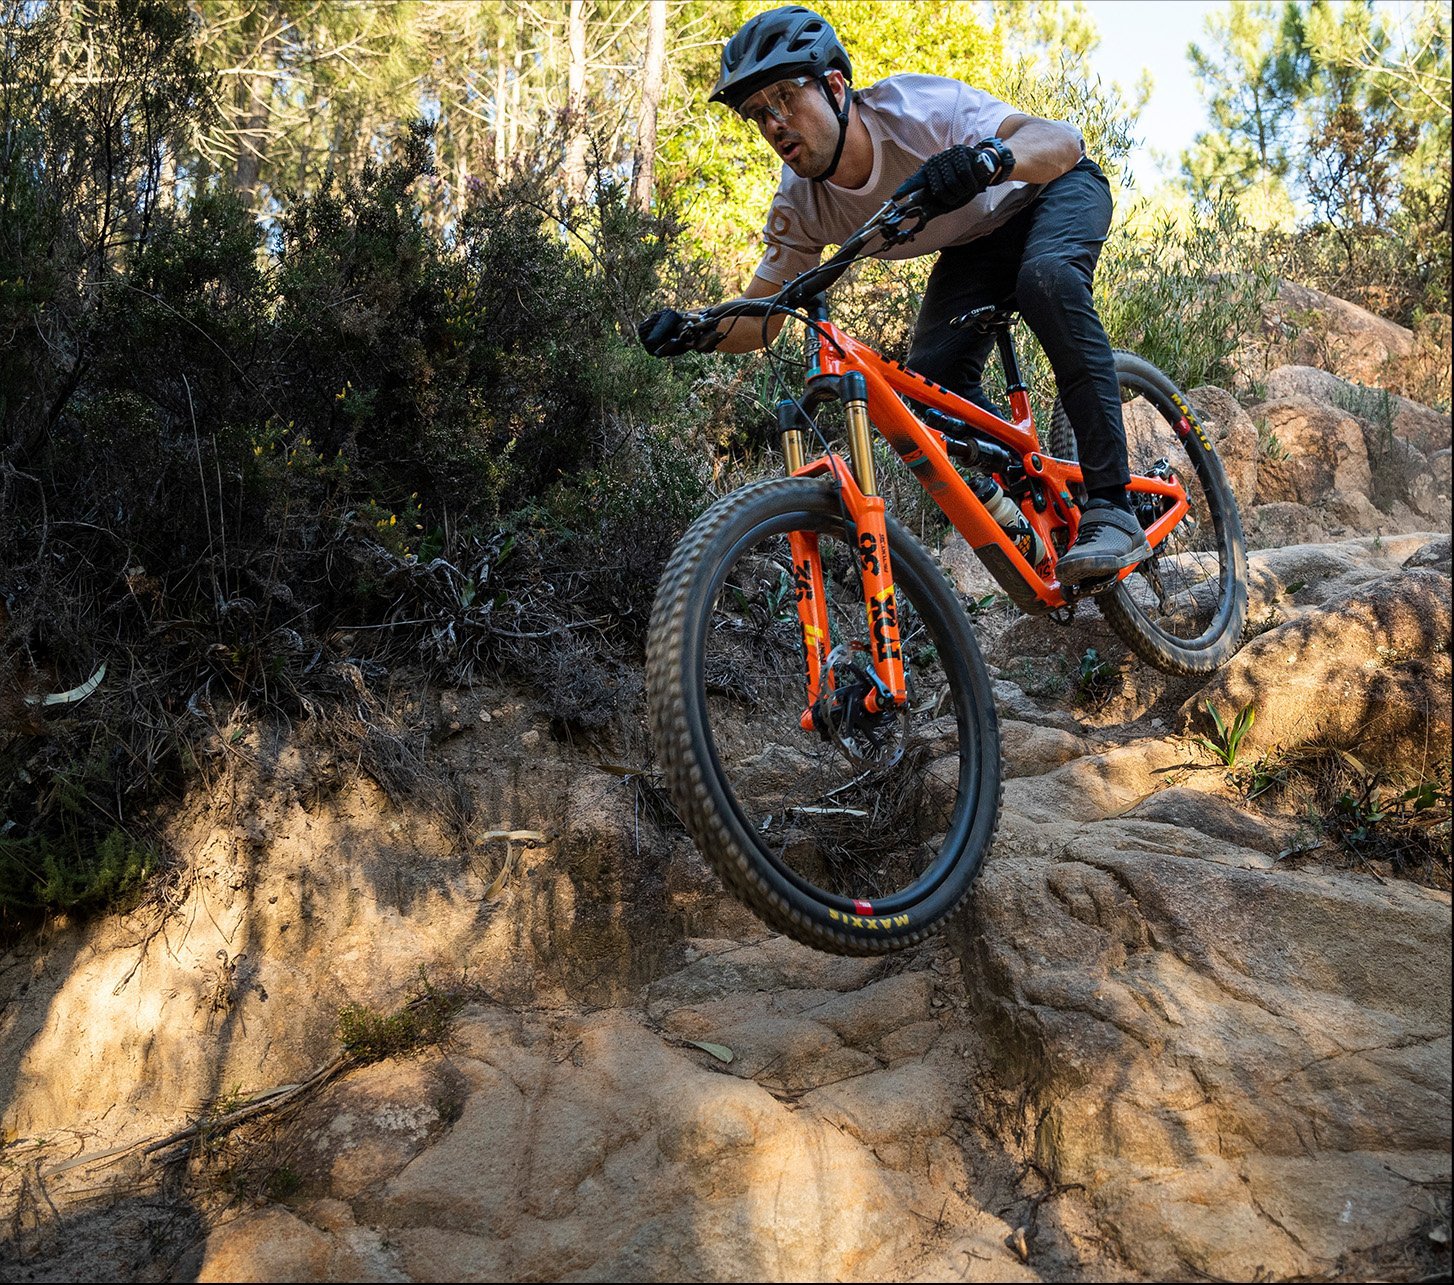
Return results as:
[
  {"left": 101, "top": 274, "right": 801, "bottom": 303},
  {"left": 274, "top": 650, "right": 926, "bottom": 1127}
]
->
[{"left": 880, "top": 201, "right": 930, "bottom": 246}]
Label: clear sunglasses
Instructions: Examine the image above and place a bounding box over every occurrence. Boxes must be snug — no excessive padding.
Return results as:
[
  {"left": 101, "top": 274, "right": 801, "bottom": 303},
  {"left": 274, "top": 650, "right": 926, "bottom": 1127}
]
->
[{"left": 737, "top": 76, "right": 814, "bottom": 130}]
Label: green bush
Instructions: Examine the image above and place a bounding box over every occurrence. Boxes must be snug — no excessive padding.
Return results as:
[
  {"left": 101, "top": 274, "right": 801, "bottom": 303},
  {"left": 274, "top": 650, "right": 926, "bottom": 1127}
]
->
[
  {"left": 0, "top": 747, "right": 156, "bottom": 918},
  {"left": 1, "top": 6, "right": 708, "bottom": 919},
  {"left": 1096, "top": 198, "right": 1279, "bottom": 393},
  {"left": 338, "top": 982, "right": 463, "bottom": 1063}
]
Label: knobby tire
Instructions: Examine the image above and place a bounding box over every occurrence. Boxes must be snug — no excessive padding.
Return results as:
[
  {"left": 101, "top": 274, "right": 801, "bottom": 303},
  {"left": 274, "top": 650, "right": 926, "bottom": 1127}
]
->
[
  {"left": 1049, "top": 351, "right": 1249, "bottom": 675},
  {"left": 647, "top": 477, "right": 1001, "bottom": 955}
]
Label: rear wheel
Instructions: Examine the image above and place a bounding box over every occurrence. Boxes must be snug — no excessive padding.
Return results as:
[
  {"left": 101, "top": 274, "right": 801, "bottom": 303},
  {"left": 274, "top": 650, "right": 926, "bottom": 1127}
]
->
[
  {"left": 1048, "top": 351, "right": 1248, "bottom": 675},
  {"left": 647, "top": 477, "right": 1001, "bottom": 955}
]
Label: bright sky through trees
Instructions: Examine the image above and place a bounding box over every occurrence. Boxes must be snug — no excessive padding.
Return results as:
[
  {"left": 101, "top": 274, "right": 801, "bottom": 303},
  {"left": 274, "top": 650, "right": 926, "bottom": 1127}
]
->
[
  {"left": 1083, "top": 0, "right": 1236, "bottom": 181},
  {"left": 1082, "top": 0, "right": 1435, "bottom": 185}
]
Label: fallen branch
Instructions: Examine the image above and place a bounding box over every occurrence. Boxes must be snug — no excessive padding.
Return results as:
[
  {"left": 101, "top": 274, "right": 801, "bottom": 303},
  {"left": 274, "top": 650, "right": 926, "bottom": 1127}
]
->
[{"left": 39, "top": 1055, "right": 351, "bottom": 1179}]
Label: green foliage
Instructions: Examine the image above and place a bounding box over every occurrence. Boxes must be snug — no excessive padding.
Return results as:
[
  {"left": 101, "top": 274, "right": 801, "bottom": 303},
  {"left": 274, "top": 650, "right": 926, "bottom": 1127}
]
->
[
  {"left": 1255, "top": 415, "right": 1290, "bottom": 461},
  {"left": 1097, "top": 198, "right": 1279, "bottom": 392},
  {"left": 1283, "top": 1, "right": 1439, "bottom": 320},
  {"left": 1, "top": 5, "right": 705, "bottom": 921},
  {"left": 1279, "top": 755, "right": 1452, "bottom": 889},
  {"left": 1328, "top": 381, "right": 1420, "bottom": 513},
  {"left": 1184, "top": 1, "right": 1309, "bottom": 194},
  {"left": 1074, "top": 647, "right": 1117, "bottom": 703},
  {"left": 263, "top": 1167, "right": 303, "bottom": 1201},
  {"left": 0, "top": 0, "right": 214, "bottom": 461},
  {"left": 1240, "top": 750, "right": 1291, "bottom": 800},
  {"left": 992, "top": 1, "right": 1102, "bottom": 71},
  {"left": 338, "top": 976, "right": 464, "bottom": 1063},
  {"left": 0, "top": 744, "right": 157, "bottom": 918},
  {"left": 1181, "top": 0, "right": 1450, "bottom": 322},
  {"left": 1193, "top": 701, "right": 1256, "bottom": 768},
  {"left": 265, "top": 122, "right": 644, "bottom": 520}
]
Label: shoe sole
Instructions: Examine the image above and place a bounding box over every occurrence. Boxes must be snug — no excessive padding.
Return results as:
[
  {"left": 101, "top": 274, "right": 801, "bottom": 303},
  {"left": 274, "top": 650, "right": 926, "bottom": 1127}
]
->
[{"left": 1056, "top": 539, "right": 1152, "bottom": 586}]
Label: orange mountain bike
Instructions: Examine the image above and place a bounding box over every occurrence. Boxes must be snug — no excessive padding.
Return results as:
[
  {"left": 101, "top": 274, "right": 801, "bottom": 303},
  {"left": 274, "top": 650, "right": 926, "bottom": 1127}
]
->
[{"left": 646, "top": 195, "right": 1248, "bottom": 955}]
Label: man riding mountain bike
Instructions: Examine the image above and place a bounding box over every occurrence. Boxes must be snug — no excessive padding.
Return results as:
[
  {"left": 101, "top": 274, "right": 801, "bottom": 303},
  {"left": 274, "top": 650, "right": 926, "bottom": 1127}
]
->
[{"left": 638, "top": 4, "right": 1149, "bottom": 585}]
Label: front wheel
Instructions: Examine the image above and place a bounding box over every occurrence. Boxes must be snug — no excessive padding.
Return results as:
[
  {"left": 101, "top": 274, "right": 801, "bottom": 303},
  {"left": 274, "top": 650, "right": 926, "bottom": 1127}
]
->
[
  {"left": 647, "top": 477, "right": 1001, "bottom": 955},
  {"left": 1049, "top": 351, "right": 1249, "bottom": 675}
]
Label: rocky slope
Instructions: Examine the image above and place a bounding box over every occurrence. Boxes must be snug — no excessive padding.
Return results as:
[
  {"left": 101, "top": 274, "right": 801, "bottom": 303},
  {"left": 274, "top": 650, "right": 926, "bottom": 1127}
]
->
[{"left": 1, "top": 311, "right": 1450, "bottom": 1281}]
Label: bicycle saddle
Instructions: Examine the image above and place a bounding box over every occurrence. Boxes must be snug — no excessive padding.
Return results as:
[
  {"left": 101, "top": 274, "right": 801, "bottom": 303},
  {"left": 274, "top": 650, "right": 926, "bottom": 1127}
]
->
[{"left": 948, "top": 305, "right": 1017, "bottom": 334}]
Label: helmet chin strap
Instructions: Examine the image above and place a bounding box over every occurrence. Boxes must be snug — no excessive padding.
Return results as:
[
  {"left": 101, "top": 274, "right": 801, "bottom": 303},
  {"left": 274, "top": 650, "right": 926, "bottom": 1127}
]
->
[{"left": 809, "top": 75, "right": 852, "bottom": 183}]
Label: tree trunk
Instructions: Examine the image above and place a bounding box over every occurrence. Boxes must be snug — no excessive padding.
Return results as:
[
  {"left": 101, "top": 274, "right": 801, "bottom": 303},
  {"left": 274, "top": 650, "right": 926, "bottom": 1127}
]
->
[
  {"left": 233, "top": 27, "right": 282, "bottom": 207},
  {"left": 493, "top": 26, "right": 509, "bottom": 178},
  {"left": 510, "top": 17, "right": 523, "bottom": 158},
  {"left": 564, "top": 0, "right": 588, "bottom": 197},
  {"left": 630, "top": 0, "right": 666, "bottom": 212}
]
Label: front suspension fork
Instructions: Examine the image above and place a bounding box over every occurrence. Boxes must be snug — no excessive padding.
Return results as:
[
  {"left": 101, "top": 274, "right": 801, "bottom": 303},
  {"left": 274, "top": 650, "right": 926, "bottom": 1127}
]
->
[{"left": 780, "top": 373, "right": 908, "bottom": 729}]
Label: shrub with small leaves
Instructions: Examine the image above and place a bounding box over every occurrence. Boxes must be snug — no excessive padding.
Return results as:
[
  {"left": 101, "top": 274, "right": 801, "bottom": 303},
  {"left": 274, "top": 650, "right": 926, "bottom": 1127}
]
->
[{"left": 338, "top": 983, "right": 463, "bottom": 1064}]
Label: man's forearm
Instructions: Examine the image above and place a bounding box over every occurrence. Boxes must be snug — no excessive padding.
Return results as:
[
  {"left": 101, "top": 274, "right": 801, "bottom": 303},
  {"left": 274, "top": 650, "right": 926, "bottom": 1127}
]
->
[
  {"left": 714, "top": 313, "right": 784, "bottom": 353},
  {"left": 998, "top": 118, "right": 1083, "bottom": 185},
  {"left": 712, "top": 273, "right": 789, "bottom": 352}
]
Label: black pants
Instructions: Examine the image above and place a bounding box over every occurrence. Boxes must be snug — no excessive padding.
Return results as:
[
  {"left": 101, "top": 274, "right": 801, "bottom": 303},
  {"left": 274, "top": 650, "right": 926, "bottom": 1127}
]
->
[{"left": 907, "top": 158, "right": 1129, "bottom": 492}]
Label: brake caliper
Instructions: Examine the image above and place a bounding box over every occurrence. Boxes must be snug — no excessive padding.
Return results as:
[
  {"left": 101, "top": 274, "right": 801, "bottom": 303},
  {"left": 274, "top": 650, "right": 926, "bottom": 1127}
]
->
[{"left": 808, "top": 646, "right": 905, "bottom": 770}]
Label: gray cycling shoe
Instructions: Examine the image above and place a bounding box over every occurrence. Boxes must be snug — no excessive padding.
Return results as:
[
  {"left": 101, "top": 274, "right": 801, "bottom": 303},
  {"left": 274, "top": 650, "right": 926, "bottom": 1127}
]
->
[{"left": 1057, "top": 499, "right": 1152, "bottom": 585}]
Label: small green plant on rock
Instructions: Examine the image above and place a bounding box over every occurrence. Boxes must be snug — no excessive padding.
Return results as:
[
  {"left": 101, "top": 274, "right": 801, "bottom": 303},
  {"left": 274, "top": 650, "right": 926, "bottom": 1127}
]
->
[
  {"left": 1332, "top": 383, "right": 1413, "bottom": 513},
  {"left": 1274, "top": 755, "right": 1451, "bottom": 891},
  {"left": 1004, "top": 654, "right": 1071, "bottom": 700},
  {"left": 263, "top": 1166, "right": 302, "bottom": 1201},
  {"left": 1075, "top": 647, "right": 1117, "bottom": 704},
  {"left": 1255, "top": 416, "right": 1290, "bottom": 462},
  {"left": 1193, "top": 701, "right": 1256, "bottom": 768},
  {"left": 1238, "top": 749, "right": 1290, "bottom": 800}
]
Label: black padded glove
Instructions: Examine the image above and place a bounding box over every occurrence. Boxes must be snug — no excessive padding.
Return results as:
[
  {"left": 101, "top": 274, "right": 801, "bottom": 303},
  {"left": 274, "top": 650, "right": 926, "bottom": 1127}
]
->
[
  {"left": 637, "top": 308, "right": 722, "bottom": 358},
  {"left": 893, "top": 139, "right": 1015, "bottom": 216}
]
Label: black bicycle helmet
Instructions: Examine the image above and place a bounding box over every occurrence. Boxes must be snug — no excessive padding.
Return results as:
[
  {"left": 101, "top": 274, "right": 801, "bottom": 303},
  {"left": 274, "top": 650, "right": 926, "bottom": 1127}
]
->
[
  {"left": 710, "top": 7, "right": 854, "bottom": 182},
  {"left": 709, "top": 6, "right": 851, "bottom": 109}
]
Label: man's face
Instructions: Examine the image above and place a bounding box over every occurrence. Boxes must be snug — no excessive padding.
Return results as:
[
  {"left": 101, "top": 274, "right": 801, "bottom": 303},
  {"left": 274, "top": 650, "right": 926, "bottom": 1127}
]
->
[{"left": 738, "top": 72, "right": 844, "bottom": 178}]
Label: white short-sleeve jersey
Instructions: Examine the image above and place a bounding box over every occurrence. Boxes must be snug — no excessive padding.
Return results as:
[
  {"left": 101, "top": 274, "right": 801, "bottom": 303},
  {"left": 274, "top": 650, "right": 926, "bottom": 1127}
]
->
[{"left": 754, "top": 73, "right": 1079, "bottom": 285}]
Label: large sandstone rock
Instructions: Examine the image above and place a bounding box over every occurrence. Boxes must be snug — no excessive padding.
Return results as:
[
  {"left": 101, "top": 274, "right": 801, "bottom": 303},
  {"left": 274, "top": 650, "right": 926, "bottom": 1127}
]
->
[
  {"left": 1249, "top": 396, "right": 1372, "bottom": 506},
  {"left": 188, "top": 944, "right": 1056, "bottom": 1283},
  {"left": 1262, "top": 364, "right": 1451, "bottom": 456},
  {"left": 1184, "top": 567, "right": 1453, "bottom": 772},
  {"left": 1187, "top": 384, "right": 1259, "bottom": 514},
  {"left": 1242, "top": 532, "right": 1441, "bottom": 616},
  {"left": 0, "top": 725, "right": 734, "bottom": 1151},
  {"left": 964, "top": 844, "right": 1451, "bottom": 1282},
  {"left": 5, "top": 524, "right": 1451, "bottom": 1283},
  {"left": 1243, "top": 500, "right": 1329, "bottom": 550},
  {"left": 1432, "top": 448, "right": 1452, "bottom": 510},
  {"left": 1247, "top": 282, "right": 1450, "bottom": 410},
  {"left": 1405, "top": 536, "right": 1452, "bottom": 573}
]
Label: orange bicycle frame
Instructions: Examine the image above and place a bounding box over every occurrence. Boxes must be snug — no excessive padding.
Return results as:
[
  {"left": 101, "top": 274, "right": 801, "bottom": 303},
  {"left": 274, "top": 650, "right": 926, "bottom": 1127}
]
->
[{"left": 783, "top": 313, "right": 1191, "bottom": 713}]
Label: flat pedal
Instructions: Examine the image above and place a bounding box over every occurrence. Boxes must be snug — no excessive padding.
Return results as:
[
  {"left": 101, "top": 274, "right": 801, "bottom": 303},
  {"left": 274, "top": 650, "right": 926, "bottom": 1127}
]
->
[{"left": 1063, "top": 572, "right": 1118, "bottom": 599}]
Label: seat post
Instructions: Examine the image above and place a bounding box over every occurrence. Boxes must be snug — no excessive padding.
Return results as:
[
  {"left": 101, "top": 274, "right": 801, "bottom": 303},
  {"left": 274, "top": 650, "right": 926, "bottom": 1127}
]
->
[{"left": 995, "top": 327, "right": 1028, "bottom": 397}]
